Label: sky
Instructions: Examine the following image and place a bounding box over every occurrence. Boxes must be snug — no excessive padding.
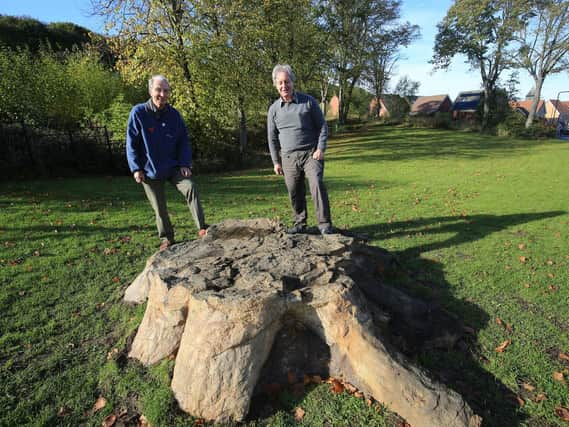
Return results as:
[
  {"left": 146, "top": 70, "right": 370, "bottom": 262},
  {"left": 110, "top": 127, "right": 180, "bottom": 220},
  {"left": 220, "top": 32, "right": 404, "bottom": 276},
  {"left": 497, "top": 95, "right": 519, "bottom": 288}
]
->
[{"left": 1, "top": 0, "right": 567, "bottom": 101}]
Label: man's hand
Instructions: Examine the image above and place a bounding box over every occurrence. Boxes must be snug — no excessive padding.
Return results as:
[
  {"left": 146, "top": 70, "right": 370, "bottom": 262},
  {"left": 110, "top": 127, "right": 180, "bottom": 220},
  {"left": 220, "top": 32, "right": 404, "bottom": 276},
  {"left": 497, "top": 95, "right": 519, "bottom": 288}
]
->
[
  {"left": 180, "top": 167, "right": 192, "bottom": 177},
  {"left": 134, "top": 170, "right": 145, "bottom": 183},
  {"left": 312, "top": 149, "right": 325, "bottom": 161},
  {"left": 274, "top": 163, "right": 284, "bottom": 175}
]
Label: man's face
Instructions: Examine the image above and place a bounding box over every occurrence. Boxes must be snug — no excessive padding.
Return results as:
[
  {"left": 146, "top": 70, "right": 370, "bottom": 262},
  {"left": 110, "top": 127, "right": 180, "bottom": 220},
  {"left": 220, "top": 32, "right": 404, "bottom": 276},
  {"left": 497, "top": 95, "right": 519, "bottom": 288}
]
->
[
  {"left": 275, "top": 71, "right": 293, "bottom": 102},
  {"left": 149, "top": 79, "right": 170, "bottom": 110}
]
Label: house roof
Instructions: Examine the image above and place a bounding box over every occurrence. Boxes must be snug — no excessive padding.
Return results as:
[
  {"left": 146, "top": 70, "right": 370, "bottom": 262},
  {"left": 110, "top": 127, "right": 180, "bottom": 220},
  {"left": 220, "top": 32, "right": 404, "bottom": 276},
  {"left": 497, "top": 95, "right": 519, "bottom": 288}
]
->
[
  {"left": 550, "top": 100, "right": 569, "bottom": 116},
  {"left": 452, "top": 91, "right": 483, "bottom": 112},
  {"left": 410, "top": 95, "right": 451, "bottom": 115},
  {"left": 509, "top": 99, "right": 545, "bottom": 116}
]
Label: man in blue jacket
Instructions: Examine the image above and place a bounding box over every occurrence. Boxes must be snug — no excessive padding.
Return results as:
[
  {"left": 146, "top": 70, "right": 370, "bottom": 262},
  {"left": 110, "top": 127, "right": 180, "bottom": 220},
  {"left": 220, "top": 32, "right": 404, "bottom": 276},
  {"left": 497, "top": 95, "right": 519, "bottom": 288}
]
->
[{"left": 126, "top": 75, "right": 207, "bottom": 251}]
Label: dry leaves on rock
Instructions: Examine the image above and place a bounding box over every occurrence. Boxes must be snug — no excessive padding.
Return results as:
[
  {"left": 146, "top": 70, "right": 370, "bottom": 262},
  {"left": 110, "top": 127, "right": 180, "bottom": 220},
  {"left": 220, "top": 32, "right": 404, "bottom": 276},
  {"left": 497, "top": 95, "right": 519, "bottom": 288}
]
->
[
  {"left": 330, "top": 378, "right": 344, "bottom": 394},
  {"left": 303, "top": 374, "right": 322, "bottom": 385}
]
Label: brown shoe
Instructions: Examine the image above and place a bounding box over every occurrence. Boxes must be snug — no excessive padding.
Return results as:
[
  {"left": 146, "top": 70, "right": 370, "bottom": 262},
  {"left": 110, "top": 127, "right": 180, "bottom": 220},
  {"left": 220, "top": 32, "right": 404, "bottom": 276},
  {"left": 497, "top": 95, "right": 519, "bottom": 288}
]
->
[{"left": 159, "top": 239, "right": 173, "bottom": 251}]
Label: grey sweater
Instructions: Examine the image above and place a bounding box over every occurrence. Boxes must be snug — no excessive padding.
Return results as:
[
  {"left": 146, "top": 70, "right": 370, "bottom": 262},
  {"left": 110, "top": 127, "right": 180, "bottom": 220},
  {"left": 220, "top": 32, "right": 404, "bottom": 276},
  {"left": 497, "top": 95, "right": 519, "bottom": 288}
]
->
[{"left": 267, "top": 92, "right": 328, "bottom": 165}]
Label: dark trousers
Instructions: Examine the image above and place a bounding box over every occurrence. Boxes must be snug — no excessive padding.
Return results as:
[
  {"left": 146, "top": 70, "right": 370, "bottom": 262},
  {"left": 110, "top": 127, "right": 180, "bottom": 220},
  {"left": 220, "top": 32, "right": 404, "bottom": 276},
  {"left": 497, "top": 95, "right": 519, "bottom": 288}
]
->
[
  {"left": 281, "top": 149, "right": 331, "bottom": 229},
  {"left": 141, "top": 170, "right": 205, "bottom": 242}
]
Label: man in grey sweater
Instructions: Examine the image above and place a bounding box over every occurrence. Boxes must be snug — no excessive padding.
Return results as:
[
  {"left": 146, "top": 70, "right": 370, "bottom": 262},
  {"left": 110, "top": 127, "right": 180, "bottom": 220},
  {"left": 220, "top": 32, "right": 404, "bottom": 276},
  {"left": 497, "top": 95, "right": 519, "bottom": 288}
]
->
[{"left": 267, "top": 64, "right": 333, "bottom": 235}]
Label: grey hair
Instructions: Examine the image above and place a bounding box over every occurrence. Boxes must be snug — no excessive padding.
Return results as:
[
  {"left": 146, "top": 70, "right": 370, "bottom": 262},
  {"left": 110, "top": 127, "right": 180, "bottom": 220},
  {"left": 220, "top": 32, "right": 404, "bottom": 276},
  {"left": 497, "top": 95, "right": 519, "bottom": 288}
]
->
[
  {"left": 148, "top": 75, "right": 170, "bottom": 91},
  {"left": 272, "top": 64, "right": 295, "bottom": 86}
]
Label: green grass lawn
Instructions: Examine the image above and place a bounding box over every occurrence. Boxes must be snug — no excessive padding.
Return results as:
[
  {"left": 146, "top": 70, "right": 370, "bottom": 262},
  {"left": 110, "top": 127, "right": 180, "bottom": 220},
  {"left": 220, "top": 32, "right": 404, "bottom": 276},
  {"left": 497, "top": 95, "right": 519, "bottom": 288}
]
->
[{"left": 1, "top": 124, "right": 567, "bottom": 426}]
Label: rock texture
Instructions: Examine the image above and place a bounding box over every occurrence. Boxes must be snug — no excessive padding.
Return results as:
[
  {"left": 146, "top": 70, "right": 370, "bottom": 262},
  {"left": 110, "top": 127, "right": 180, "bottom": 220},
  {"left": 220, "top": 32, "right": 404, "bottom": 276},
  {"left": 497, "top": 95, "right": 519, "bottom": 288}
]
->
[{"left": 125, "top": 218, "right": 481, "bottom": 426}]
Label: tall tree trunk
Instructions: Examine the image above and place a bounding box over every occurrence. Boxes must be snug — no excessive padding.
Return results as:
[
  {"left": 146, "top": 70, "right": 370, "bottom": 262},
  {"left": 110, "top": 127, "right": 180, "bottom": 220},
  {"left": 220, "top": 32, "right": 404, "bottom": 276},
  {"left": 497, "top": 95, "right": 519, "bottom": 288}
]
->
[
  {"left": 482, "top": 84, "right": 492, "bottom": 130},
  {"left": 320, "top": 80, "right": 329, "bottom": 116},
  {"left": 525, "top": 76, "right": 544, "bottom": 128},
  {"left": 338, "top": 80, "right": 347, "bottom": 124},
  {"left": 238, "top": 96, "right": 247, "bottom": 156}
]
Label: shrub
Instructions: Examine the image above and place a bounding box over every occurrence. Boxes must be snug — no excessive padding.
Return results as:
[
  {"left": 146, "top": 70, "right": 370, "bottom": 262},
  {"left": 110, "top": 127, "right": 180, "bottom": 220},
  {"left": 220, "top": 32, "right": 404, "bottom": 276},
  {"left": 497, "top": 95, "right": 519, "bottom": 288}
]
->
[
  {"left": 407, "top": 112, "right": 453, "bottom": 129},
  {"left": 497, "top": 112, "right": 556, "bottom": 138}
]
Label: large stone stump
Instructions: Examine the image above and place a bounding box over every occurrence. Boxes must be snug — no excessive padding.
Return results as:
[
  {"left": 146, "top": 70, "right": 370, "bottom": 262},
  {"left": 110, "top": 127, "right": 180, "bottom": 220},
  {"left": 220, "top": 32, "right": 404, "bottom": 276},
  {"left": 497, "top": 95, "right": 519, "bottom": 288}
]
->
[{"left": 124, "top": 218, "right": 481, "bottom": 426}]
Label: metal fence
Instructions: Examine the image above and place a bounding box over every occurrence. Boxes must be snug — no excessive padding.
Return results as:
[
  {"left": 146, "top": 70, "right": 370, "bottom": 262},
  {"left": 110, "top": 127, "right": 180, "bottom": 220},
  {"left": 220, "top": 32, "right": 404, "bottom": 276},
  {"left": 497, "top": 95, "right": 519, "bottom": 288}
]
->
[{"left": 0, "top": 121, "right": 129, "bottom": 179}]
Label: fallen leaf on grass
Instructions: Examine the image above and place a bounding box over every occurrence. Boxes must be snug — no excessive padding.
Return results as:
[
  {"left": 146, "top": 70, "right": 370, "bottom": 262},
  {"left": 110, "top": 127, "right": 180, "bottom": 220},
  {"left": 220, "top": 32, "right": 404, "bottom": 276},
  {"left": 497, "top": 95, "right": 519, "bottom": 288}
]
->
[
  {"left": 111, "top": 277, "right": 121, "bottom": 283},
  {"left": 547, "top": 273, "right": 555, "bottom": 279},
  {"left": 518, "top": 243, "right": 526, "bottom": 250},
  {"left": 107, "top": 348, "right": 119, "bottom": 360},
  {"left": 553, "top": 371, "right": 565, "bottom": 383},
  {"left": 519, "top": 256, "right": 528, "bottom": 263},
  {"left": 522, "top": 382, "right": 535, "bottom": 392},
  {"left": 193, "top": 418, "right": 205, "bottom": 427},
  {"left": 93, "top": 396, "right": 107, "bottom": 412},
  {"left": 516, "top": 395, "right": 525, "bottom": 407},
  {"left": 559, "top": 352, "right": 569, "bottom": 362},
  {"left": 354, "top": 391, "right": 364, "bottom": 398},
  {"left": 533, "top": 393, "right": 547, "bottom": 403},
  {"left": 57, "top": 406, "right": 71, "bottom": 417},
  {"left": 494, "top": 317, "right": 514, "bottom": 333},
  {"left": 366, "top": 397, "right": 374, "bottom": 407},
  {"left": 294, "top": 407, "right": 305, "bottom": 422},
  {"left": 555, "top": 406, "right": 569, "bottom": 422},
  {"left": 351, "top": 204, "right": 360, "bottom": 212},
  {"left": 495, "top": 339, "right": 511, "bottom": 353},
  {"left": 102, "top": 414, "right": 117, "bottom": 427}
]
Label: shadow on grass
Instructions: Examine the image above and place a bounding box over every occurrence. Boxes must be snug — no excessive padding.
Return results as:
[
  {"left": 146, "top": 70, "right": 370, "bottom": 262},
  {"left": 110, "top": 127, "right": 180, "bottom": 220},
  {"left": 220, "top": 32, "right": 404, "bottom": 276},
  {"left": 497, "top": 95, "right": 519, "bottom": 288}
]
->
[{"left": 346, "top": 210, "right": 565, "bottom": 426}]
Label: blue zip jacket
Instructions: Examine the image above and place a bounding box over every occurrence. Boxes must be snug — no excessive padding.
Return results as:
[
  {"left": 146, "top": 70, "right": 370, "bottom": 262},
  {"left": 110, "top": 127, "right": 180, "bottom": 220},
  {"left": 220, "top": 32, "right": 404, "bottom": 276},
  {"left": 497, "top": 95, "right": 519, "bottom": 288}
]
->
[{"left": 126, "top": 101, "right": 192, "bottom": 180}]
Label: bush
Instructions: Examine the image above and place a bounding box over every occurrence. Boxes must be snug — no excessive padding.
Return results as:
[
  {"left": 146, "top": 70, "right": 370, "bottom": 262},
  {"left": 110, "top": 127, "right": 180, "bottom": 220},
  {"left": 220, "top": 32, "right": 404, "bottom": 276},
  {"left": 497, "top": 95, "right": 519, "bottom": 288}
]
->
[
  {"left": 407, "top": 112, "right": 453, "bottom": 129},
  {"left": 497, "top": 113, "right": 556, "bottom": 138}
]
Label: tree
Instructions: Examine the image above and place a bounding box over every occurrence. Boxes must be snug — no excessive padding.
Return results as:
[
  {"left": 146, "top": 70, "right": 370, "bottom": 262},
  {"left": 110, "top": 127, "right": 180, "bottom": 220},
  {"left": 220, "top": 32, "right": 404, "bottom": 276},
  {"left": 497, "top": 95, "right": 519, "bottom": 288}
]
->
[
  {"left": 319, "top": 0, "right": 405, "bottom": 124},
  {"left": 93, "top": 0, "right": 325, "bottom": 158},
  {"left": 432, "top": 0, "right": 529, "bottom": 129},
  {"left": 361, "top": 23, "right": 419, "bottom": 118},
  {"left": 509, "top": 0, "right": 569, "bottom": 128},
  {"left": 0, "top": 15, "right": 92, "bottom": 52},
  {"left": 394, "top": 75, "right": 420, "bottom": 98}
]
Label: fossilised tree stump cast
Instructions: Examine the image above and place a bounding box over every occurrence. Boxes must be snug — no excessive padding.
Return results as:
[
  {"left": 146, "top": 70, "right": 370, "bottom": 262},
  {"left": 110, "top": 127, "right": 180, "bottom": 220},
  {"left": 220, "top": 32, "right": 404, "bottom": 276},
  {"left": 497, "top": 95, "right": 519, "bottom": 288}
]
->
[{"left": 124, "top": 218, "right": 482, "bottom": 427}]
